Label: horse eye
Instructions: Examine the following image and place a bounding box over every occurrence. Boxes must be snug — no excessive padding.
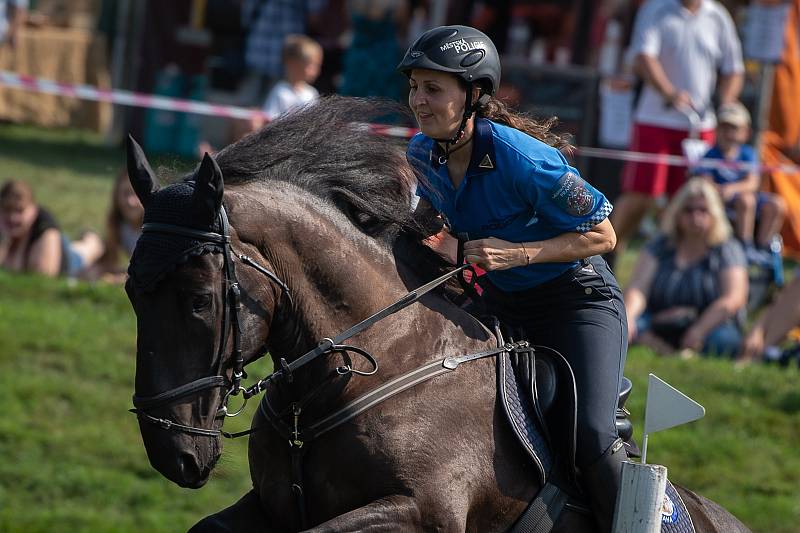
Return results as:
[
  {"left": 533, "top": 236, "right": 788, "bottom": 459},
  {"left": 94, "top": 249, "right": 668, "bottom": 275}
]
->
[{"left": 192, "top": 294, "right": 212, "bottom": 312}]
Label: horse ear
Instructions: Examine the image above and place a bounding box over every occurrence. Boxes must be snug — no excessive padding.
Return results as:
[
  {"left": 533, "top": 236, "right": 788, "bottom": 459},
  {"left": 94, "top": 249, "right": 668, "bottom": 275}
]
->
[
  {"left": 192, "top": 152, "right": 224, "bottom": 225},
  {"left": 126, "top": 134, "right": 159, "bottom": 206}
]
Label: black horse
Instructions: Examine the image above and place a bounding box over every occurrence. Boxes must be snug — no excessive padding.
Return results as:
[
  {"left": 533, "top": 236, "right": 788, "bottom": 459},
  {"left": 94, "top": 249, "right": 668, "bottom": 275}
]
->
[{"left": 126, "top": 97, "right": 751, "bottom": 532}]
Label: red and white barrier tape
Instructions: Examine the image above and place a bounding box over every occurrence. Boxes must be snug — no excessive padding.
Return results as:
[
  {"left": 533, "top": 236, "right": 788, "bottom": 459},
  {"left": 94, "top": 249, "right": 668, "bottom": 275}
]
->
[
  {"left": 0, "top": 69, "right": 262, "bottom": 120},
  {"left": 1, "top": 70, "right": 799, "bottom": 175}
]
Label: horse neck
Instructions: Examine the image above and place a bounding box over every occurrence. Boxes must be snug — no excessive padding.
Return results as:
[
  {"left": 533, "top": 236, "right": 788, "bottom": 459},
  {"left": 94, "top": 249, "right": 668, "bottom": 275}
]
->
[{"left": 241, "top": 185, "right": 489, "bottom": 388}]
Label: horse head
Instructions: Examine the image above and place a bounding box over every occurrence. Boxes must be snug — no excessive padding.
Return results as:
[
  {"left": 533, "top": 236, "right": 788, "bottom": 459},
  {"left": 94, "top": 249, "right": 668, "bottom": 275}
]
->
[{"left": 125, "top": 136, "right": 280, "bottom": 488}]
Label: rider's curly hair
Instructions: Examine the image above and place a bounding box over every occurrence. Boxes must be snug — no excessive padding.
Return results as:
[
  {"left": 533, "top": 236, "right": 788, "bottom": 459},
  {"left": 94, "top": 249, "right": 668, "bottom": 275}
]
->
[{"left": 477, "top": 97, "right": 573, "bottom": 154}]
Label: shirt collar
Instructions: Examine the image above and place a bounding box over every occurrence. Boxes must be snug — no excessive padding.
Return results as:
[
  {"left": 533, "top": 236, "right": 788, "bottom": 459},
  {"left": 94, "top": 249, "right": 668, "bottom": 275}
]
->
[
  {"left": 672, "top": 0, "right": 708, "bottom": 16},
  {"left": 430, "top": 117, "right": 497, "bottom": 175}
]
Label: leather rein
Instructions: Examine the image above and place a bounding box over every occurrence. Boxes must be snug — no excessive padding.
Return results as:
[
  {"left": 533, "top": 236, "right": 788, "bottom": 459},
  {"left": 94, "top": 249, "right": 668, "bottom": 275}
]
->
[{"left": 129, "top": 206, "right": 515, "bottom": 442}]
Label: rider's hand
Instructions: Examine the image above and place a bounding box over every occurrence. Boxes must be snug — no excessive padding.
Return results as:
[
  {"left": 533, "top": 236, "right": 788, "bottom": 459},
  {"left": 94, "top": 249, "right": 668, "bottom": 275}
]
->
[
  {"left": 422, "top": 230, "right": 458, "bottom": 265},
  {"left": 463, "top": 237, "right": 527, "bottom": 271}
]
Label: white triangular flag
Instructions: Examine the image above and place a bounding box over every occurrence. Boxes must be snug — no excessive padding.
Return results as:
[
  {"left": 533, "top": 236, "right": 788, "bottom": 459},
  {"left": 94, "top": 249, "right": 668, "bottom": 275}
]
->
[{"left": 643, "top": 373, "right": 705, "bottom": 435}]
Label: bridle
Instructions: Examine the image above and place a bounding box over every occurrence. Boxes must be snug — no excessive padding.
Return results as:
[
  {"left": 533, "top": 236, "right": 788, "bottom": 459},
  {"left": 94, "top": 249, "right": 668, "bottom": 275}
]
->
[
  {"left": 128, "top": 202, "right": 536, "bottom": 529},
  {"left": 130, "top": 205, "right": 291, "bottom": 437},
  {"left": 129, "top": 201, "right": 488, "bottom": 444}
]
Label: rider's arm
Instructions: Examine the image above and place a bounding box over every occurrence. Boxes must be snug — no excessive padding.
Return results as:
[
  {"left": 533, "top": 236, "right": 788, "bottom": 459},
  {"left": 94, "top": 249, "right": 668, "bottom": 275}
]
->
[
  {"left": 462, "top": 218, "right": 616, "bottom": 271},
  {"left": 517, "top": 218, "right": 616, "bottom": 264},
  {"left": 415, "top": 196, "right": 457, "bottom": 264}
]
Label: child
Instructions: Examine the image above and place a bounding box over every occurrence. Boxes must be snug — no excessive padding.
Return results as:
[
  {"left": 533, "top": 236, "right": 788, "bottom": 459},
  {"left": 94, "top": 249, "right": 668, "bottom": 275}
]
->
[
  {"left": 695, "top": 102, "right": 786, "bottom": 252},
  {"left": 0, "top": 180, "right": 104, "bottom": 278},
  {"left": 260, "top": 34, "right": 323, "bottom": 122},
  {"left": 84, "top": 169, "right": 144, "bottom": 283}
]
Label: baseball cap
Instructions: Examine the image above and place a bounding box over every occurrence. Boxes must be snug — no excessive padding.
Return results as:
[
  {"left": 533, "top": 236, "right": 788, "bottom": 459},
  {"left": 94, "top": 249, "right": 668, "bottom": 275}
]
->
[{"left": 717, "top": 102, "right": 751, "bottom": 127}]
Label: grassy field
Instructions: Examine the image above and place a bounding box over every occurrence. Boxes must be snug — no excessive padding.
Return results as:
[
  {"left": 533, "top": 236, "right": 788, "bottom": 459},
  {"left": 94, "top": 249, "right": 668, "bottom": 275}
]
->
[{"left": 1, "top": 124, "right": 799, "bottom": 532}]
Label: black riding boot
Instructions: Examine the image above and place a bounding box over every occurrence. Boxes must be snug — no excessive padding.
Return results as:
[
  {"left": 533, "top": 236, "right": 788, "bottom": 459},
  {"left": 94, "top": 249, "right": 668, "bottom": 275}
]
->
[{"left": 583, "top": 438, "right": 627, "bottom": 533}]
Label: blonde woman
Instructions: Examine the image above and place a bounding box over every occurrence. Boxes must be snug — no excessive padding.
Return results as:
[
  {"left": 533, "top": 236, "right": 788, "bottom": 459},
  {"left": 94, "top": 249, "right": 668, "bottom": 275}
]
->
[{"left": 624, "top": 177, "right": 748, "bottom": 357}]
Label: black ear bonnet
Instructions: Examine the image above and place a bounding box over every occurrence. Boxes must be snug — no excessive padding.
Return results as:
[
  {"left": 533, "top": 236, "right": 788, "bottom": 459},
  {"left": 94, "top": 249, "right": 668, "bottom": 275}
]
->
[{"left": 128, "top": 180, "right": 223, "bottom": 291}]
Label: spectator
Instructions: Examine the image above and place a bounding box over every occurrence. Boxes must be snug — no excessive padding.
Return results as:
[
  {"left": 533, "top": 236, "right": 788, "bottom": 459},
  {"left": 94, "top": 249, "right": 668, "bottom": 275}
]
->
[
  {"left": 90, "top": 170, "right": 143, "bottom": 282},
  {"left": 739, "top": 273, "right": 800, "bottom": 364},
  {"left": 694, "top": 102, "right": 786, "bottom": 252},
  {"left": 260, "top": 34, "right": 322, "bottom": 122},
  {"left": 0, "top": 0, "right": 26, "bottom": 50},
  {"left": 759, "top": 0, "right": 800, "bottom": 258},
  {"left": 339, "top": 0, "right": 408, "bottom": 100},
  {"left": 624, "top": 177, "right": 748, "bottom": 358},
  {"left": 240, "top": 0, "right": 327, "bottom": 106},
  {"left": 609, "top": 0, "right": 744, "bottom": 265},
  {"left": 621, "top": 0, "right": 671, "bottom": 74},
  {"left": 0, "top": 180, "right": 104, "bottom": 278}
]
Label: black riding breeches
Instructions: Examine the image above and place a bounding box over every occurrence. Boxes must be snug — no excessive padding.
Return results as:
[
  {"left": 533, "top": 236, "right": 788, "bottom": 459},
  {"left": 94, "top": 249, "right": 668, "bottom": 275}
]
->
[{"left": 482, "top": 255, "right": 628, "bottom": 470}]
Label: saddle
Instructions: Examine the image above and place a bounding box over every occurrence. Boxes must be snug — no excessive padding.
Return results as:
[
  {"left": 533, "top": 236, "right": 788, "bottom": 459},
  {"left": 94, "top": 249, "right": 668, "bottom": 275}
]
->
[
  {"left": 485, "top": 320, "right": 695, "bottom": 533},
  {"left": 486, "top": 319, "right": 639, "bottom": 486}
]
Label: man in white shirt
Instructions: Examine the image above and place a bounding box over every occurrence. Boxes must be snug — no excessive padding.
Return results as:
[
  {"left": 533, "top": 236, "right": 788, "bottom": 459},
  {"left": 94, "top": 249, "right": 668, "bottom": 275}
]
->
[{"left": 610, "top": 0, "right": 744, "bottom": 260}]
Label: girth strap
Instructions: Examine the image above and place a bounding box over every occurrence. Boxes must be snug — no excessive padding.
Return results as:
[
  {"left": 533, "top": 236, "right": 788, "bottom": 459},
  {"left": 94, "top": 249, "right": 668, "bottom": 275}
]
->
[
  {"left": 257, "top": 341, "right": 526, "bottom": 530},
  {"left": 508, "top": 482, "right": 568, "bottom": 533},
  {"left": 290, "top": 444, "right": 308, "bottom": 530}
]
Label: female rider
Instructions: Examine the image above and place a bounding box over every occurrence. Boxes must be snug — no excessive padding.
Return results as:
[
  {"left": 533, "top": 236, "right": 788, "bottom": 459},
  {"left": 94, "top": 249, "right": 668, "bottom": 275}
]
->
[{"left": 398, "top": 25, "right": 628, "bottom": 532}]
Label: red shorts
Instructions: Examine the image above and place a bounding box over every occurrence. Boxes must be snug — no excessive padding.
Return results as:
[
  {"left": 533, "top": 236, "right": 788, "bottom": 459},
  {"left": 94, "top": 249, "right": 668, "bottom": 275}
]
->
[{"left": 621, "top": 123, "right": 715, "bottom": 197}]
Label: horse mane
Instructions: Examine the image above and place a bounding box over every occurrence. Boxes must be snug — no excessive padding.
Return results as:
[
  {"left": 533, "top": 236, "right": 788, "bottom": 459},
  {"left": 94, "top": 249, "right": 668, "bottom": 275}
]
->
[
  {"left": 214, "top": 96, "right": 424, "bottom": 237},
  {"left": 213, "top": 95, "right": 452, "bottom": 284}
]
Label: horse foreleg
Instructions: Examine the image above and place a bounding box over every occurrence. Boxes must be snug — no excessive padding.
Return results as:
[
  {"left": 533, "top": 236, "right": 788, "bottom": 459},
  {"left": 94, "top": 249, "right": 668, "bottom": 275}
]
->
[
  {"left": 304, "top": 495, "right": 453, "bottom": 533},
  {"left": 188, "top": 489, "right": 279, "bottom": 533}
]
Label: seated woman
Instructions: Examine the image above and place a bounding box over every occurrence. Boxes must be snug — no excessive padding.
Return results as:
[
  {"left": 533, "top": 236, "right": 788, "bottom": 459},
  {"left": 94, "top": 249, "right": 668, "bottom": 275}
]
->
[
  {"left": 0, "top": 180, "right": 104, "bottom": 278},
  {"left": 90, "top": 170, "right": 143, "bottom": 282},
  {"left": 624, "top": 177, "right": 749, "bottom": 358},
  {"left": 739, "top": 272, "right": 800, "bottom": 365}
]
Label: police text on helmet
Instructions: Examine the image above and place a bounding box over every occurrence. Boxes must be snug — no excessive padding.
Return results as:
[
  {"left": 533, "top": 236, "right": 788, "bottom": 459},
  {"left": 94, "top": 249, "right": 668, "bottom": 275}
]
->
[{"left": 440, "top": 39, "right": 485, "bottom": 54}]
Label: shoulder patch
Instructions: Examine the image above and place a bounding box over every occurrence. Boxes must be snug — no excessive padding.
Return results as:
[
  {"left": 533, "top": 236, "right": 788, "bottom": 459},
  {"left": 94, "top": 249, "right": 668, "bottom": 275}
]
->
[{"left": 550, "top": 171, "right": 595, "bottom": 216}]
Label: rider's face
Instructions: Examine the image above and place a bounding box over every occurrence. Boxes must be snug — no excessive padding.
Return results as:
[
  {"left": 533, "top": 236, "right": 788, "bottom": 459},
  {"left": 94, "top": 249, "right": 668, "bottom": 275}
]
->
[{"left": 408, "top": 69, "right": 466, "bottom": 140}]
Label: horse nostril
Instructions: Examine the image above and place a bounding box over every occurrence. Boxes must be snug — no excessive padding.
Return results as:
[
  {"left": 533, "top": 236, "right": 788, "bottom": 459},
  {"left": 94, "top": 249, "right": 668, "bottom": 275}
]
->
[{"left": 177, "top": 453, "right": 202, "bottom": 483}]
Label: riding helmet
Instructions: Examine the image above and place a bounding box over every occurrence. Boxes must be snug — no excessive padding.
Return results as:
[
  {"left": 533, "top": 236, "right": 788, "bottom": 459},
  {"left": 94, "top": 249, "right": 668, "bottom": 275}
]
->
[{"left": 396, "top": 25, "right": 501, "bottom": 96}]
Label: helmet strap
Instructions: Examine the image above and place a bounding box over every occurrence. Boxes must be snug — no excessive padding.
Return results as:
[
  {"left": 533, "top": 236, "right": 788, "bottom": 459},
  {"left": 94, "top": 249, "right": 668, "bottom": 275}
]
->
[{"left": 435, "top": 83, "right": 478, "bottom": 165}]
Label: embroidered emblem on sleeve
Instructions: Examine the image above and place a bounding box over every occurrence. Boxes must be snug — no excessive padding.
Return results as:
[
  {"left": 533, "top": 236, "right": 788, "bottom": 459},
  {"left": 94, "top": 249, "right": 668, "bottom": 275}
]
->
[
  {"left": 551, "top": 171, "right": 595, "bottom": 217},
  {"left": 575, "top": 199, "right": 613, "bottom": 233}
]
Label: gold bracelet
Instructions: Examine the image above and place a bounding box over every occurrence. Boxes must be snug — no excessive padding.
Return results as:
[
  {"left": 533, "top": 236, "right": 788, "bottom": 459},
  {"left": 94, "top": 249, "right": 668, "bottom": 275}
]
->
[{"left": 521, "top": 243, "right": 530, "bottom": 266}]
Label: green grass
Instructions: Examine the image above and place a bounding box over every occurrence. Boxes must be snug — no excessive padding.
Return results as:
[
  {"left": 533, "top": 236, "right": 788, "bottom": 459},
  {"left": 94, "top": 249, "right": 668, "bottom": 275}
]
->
[
  {"left": 0, "top": 123, "right": 192, "bottom": 238},
  {"left": 1, "top": 124, "right": 799, "bottom": 532},
  {"left": 0, "top": 271, "right": 271, "bottom": 532}
]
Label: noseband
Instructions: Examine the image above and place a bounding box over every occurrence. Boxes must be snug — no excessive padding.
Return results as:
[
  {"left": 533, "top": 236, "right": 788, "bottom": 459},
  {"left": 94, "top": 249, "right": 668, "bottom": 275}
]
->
[
  {"left": 130, "top": 204, "right": 471, "bottom": 440},
  {"left": 130, "top": 205, "right": 291, "bottom": 437}
]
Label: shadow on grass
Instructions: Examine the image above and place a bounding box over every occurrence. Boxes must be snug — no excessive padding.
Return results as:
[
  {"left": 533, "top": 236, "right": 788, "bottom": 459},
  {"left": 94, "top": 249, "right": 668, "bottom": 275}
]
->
[{"left": 0, "top": 123, "right": 194, "bottom": 179}]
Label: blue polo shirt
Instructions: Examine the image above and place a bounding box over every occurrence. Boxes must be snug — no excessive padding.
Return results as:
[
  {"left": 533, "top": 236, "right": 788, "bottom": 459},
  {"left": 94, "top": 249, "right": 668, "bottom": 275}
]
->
[
  {"left": 407, "top": 117, "right": 613, "bottom": 291},
  {"left": 695, "top": 143, "right": 756, "bottom": 185}
]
